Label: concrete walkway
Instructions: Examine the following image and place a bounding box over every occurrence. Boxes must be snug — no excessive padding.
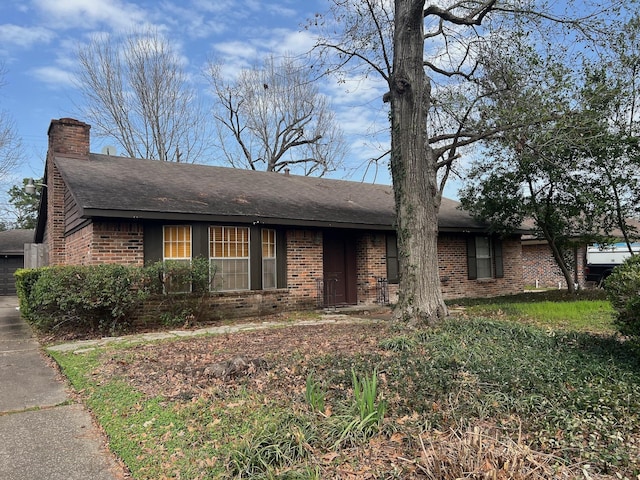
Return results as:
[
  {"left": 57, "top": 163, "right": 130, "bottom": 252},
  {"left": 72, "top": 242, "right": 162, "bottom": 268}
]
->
[
  {"left": 48, "top": 313, "right": 379, "bottom": 354},
  {"left": 0, "top": 296, "right": 126, "bottom": 480}
]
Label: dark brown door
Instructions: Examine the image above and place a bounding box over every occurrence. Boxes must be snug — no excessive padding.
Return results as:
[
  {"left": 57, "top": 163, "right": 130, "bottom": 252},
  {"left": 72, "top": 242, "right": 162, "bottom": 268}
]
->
[{"left": 323, "top": 232, "right": 357, "bottom": 305}]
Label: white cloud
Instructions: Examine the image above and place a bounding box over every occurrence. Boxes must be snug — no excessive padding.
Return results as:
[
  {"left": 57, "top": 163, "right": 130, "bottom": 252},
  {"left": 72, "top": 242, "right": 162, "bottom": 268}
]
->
[
  {"left": 190, "top": 0, "right": 235, "bottom": 14},
  {"left": 267, "top": 29, "right": 317, "bottom": 57},
  {"left": 32, "top": 0, "right": 149, "bottom": 31},
  {"left": 0, "top": 24, "right": 55, "bottom": 48},
  {"left": 30, "top": 66, "right": 75, "bottom": 88},
  {"left": 158, "top": 1, "right": 228, "bottom": 40}
]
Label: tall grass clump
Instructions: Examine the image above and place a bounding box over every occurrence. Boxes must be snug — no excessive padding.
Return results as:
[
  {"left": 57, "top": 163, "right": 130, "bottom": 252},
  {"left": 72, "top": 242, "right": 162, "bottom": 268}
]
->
[
  {"left": 227, "top": 413, "right": 316, "bottom": 478},
  {"left": 305, "top": 373, "right": 325, "bottom": 414},
  {"left": 352, "top": 368, "right": 386, "bottom": 426}
]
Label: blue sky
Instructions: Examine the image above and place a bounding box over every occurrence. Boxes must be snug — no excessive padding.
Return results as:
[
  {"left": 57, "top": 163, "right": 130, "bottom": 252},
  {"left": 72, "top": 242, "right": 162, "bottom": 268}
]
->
[{"left": 0, "top": 0, "right": 405, "bottom": 198}]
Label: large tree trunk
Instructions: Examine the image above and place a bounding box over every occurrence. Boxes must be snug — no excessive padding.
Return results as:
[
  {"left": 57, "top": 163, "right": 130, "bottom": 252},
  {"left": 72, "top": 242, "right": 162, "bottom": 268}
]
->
[{"left": 389, "top": 0, "right": 447, "bottom": 324}]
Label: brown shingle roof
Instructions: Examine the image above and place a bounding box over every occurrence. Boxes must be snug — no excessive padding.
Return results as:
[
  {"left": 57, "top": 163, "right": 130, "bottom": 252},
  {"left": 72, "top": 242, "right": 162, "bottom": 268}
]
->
[
  {"left": 0, "top": 229, "right": 34, "bottom": 254},
  {"left": 53, "top": 154, "right": 488, "bottom": 232}
]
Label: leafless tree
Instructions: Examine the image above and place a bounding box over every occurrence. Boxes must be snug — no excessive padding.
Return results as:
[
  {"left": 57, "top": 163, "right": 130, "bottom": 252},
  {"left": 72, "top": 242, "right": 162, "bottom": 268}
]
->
[
  {"left": 312, "top": 0, "right": 625, "bottom": 324},
  {"left": 207, "top": 54, "right": 346, "bottom": 176},
  {"left": 0, "top": 64, "right": 22, "bottom": 183},
  {"left": 75, "top": 28, "right": 210, "bottom": 163}
]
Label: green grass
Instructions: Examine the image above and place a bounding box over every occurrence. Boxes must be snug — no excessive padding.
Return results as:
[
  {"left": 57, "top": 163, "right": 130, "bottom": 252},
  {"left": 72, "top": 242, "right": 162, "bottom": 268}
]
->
[
  {"left": 450, "top": 290, "right": 616, "bottom": 333},
  {"left": 465, "top": 299, "right": 615, "bottom": 332},
  {"left": 48, "top": 293, "right": 640, "bottom": 478}
]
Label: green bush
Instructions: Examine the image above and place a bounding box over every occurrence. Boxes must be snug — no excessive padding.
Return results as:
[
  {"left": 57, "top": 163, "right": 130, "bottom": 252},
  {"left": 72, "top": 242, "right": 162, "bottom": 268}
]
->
[
  {"left": 142, "top": 257, "right": 211, "bottom": 295},
  {"left": 26, "top": 264, "right": 148, "bottom": 334},
  {"left": 17, "top": 259, "right": 217, "bottom": 334},
  {"left": 604, "top": 255, "right": 640, "bottom": 337},
  {"left": 141, "top": 258, "right": 213, "bottom": 326},
  {"left": 14, "top": 268, "right": 46, "bottom": 323}
]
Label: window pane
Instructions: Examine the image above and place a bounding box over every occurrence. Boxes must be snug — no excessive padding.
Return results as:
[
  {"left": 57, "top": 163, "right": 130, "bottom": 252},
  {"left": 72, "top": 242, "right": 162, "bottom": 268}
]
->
[
  {"left": 164, "top": 226, "right": 191, "bottom": 260},
  {"left": 211, "top": 259, "right": 249, "bottom": 291},
  {"left": 477, "top": 258, "right": 492, "bottom": 279},
  {"left": 263, "top": 258, "right": 276, "bottom": 289},
  {"left": 164, "top": 259, "right": 191, "bottom": 294},
  {"left": 476, "top": 236, "right": 490, "bottom": 258},
  {"left": 262, "top": 229, "right": 276, "bottom": 257}
]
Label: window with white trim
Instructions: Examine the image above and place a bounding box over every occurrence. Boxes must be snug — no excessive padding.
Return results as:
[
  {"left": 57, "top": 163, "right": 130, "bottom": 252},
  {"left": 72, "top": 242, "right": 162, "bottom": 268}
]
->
[
  {"left": 209, "top": 226, "right": 250, "bottom": 291},
  {"left": 163, "top": 225, "right": 192, "bottom": 293},
  {"left": 262, "top": 229, "right": 277, "bottom": 289}
]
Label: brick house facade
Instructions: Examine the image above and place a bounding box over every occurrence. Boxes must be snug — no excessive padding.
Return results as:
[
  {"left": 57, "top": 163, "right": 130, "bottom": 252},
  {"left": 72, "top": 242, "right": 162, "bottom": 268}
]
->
[
  {"left": 522, "top": 240, "right": 588, "bottom": 289},
  {"left": 34, "top": 118, "right": 524, "bottom": 319}
]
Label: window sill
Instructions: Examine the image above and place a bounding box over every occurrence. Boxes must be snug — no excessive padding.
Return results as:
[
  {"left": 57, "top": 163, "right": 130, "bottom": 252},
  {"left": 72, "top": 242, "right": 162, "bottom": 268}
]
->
[{"left": 475, "top": 278, "right": 497, "bottom": 283}]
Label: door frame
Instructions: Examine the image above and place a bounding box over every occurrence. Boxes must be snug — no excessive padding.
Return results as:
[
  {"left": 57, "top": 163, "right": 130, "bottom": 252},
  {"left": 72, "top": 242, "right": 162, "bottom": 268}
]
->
[{"left": 322, "top": 231, "right": 357, "bottom": 306}]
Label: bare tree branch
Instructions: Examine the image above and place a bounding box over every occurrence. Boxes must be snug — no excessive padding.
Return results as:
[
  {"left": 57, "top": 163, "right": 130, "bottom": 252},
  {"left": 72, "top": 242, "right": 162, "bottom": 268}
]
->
[
  {"left": 208, "top": 54, "right": 346, "bottom": 176},
  {"left": 75, "top": 28, "right": 211, "bottom": 163}
]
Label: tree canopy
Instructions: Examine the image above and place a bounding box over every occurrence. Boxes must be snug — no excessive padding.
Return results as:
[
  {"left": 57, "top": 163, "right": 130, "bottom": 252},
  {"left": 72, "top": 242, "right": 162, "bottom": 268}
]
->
[{"left": 311, "top": 0, "right": 631, "bottom": 321}]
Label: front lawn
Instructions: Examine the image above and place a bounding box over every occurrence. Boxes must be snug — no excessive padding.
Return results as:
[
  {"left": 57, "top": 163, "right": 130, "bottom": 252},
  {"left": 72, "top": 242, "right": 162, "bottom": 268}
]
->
[
  {"left": 49, "top": 293, "right": 640, "bottom": 479},
  {"left": 449, "top": 290, "right": 616, "bottom": 333}
]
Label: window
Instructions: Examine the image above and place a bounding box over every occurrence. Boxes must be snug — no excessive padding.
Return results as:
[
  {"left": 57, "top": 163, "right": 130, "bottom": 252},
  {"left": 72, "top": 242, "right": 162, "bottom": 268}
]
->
[
  {"left": 163, "top": 226, "right": 192, "bottom": 293},
  {"left": 209, "top": 226, "right": 250, "bottom": 291},
  {"left": 467, "top": 236, "right": 504, "bottom": 280},
  {"left": 475, "top": 236, "right": 492, "bottom": 279},
  {"left": 262, "top": 229, "right": 277, "bottom": 289}
]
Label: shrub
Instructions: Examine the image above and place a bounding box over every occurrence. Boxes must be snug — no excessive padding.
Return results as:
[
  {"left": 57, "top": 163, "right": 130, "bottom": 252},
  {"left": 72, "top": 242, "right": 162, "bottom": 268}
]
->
[
  {"left": 27, "top": 264, "right": 147, "bottom": 334},
  {"left": 14, "top": 268, "right": 46, "bottom": 323},
  {"left": 141, "top": 257, "right": 213, "bottom": 326},
  {"left": 604, "top": 255, "right": 640, "bottom": 337}
]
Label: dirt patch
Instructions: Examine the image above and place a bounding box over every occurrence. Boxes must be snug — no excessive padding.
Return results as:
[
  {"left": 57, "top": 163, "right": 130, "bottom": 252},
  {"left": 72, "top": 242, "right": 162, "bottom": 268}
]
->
[{"left": 94, "top": 321, "right": 392, "bottom": 401}]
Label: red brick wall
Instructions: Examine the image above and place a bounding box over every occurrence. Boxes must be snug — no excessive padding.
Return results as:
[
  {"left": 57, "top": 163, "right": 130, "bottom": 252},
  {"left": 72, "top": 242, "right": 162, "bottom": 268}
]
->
[
  {"left": 522, "top": 243, "right": 587, "bottom": 289},
  {"left": 47, "top": 118, "right": 91, "bottom": 158},
  {"left": 356, "top": 233, "right": 390, "bottom": 304},
  {"left": 65, "top": 224, "right": 93, "bottom": 265},
  {"left": 286, "top": 229, "right": 323, "bottom": 308},
  {"left": 65, "top": 221, "right": 145, "bottom": 266},
  {"left": 138, "top": 289, "right": 294, "bottom": 326},
  {"left": 89, "top": 222, "right": 144, "bottom": 265},
  {"left": 438, "top": 234, "right": 523, "bottom": 299},
  {"left": 45, "top": 163, "right": 67, "bottom": 265}
]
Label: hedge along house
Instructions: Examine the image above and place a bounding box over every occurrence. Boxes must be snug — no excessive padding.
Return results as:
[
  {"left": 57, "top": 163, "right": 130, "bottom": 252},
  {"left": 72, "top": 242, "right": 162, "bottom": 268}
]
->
[{"left": 33, "top": 118, "right": 524, "bottom": 318}]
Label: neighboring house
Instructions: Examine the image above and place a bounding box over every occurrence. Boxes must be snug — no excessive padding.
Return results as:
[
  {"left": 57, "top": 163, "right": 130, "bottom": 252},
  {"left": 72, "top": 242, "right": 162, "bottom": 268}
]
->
[
  {"left": 522, "top": 219, "right": 640, "bottom": 289},
  {"left": 33, "top": 118, "right": 524, "bottom": 317},
  {"left": 521, "top": 239, "right": 587, "bottom": 289},
  {"left": 0, "top": 229, "right": 34, "bottom": 295}
]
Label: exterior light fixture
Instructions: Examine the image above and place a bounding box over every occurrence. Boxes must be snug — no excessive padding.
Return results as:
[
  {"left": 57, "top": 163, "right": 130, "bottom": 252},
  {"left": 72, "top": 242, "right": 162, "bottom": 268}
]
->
[{"left": 24, "top": 178, "right": 46, "bottom": 195}]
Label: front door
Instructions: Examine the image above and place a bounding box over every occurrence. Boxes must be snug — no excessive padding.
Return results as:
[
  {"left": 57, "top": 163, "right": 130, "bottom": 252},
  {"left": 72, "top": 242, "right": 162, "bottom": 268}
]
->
[{"left": 323, "top": 232, "right": 357, "bottom": 306}]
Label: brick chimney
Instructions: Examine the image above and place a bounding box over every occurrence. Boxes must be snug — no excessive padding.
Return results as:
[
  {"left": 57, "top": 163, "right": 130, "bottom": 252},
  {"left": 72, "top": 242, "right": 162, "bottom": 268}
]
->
[
  {"left": 47, "top": 118, "right": 91, "bottom": 158},
  {"left": 44, "top": 118, "right": 91, "bottom": 265}
]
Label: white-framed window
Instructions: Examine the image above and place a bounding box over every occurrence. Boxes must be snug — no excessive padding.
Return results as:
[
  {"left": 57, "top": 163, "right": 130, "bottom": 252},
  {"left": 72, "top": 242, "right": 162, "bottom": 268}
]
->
[
  {"left": 262, "top": 228, "right": 277, "bottom": 289},
  {"left": 209, "top": 226, "right": 250, "bottom": 291},
  {"left": 163, "top": 225, "right": 192, "bottom": 293}
]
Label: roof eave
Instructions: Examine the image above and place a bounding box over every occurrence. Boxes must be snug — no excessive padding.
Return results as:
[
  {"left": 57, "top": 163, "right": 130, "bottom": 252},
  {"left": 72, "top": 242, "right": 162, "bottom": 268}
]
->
[{"left": 82, "top": 208, "right": 397, "bottom": 231}]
